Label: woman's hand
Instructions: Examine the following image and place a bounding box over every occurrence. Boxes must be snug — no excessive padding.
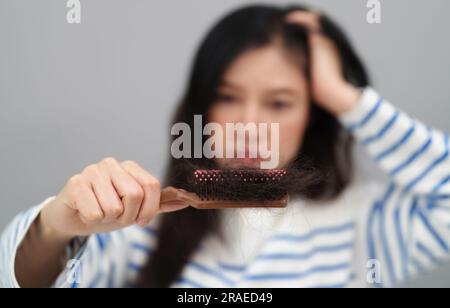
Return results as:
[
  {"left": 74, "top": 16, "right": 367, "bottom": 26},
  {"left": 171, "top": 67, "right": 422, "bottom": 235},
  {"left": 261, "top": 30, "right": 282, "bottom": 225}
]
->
[
  {"left": 286, "top": 11, "right": 361, "bottom": 115},
  {"left": 40, "top": 158, "right": 187, "bottom": 242},
  {"left": 16, "top": 157, "right": 189, "bottom": 288}
]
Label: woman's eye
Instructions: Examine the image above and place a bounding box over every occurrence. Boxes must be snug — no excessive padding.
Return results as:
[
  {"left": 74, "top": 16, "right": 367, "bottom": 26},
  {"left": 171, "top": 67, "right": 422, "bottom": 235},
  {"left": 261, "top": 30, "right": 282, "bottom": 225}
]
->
[
  {"left": 216, "top": 93, "right": 237, "bottom": 104},
  {"left": 270, "top": 100, "right": 291, "bottom": 111}
]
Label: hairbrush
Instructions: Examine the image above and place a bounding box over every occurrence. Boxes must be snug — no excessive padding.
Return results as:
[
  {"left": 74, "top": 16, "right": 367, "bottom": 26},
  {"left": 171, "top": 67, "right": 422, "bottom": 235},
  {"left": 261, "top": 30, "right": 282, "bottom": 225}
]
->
[{"left": 159, "top": 169, "right": 289, "bottom": 209}]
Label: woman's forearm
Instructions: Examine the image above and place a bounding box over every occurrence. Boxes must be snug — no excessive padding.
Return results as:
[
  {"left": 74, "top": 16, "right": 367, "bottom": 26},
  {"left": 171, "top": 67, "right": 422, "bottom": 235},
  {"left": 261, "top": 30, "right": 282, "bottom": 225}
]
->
[{"left": 15, "top": 211, "right": 73, "bottom": 288}]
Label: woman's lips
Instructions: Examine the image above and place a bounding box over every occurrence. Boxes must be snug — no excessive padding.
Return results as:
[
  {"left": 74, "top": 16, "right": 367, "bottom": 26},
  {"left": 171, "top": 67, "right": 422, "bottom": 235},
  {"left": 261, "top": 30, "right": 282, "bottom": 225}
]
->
[{"left": 225, "top": 158, "right": 263, "bottom": 168}]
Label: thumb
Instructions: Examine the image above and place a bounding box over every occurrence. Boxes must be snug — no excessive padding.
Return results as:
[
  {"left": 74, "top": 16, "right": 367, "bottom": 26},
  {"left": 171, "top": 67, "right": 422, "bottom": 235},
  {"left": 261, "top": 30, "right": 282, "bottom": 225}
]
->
[{"left": 159, "top": 201, "right": 190, "bottom": 213}]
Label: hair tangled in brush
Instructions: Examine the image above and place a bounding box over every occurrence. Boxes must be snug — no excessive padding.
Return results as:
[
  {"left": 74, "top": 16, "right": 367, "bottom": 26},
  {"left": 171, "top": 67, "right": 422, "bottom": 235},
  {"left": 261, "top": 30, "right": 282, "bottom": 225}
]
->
[{"left": 181, "top": 159, "right": 323, "bottom": 202}]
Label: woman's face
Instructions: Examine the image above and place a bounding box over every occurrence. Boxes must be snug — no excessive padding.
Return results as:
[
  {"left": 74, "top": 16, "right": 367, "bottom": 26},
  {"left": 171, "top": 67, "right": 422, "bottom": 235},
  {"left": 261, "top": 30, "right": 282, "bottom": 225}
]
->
[{"left": 209, "top": 44, "right": 310, "bottom": 169}]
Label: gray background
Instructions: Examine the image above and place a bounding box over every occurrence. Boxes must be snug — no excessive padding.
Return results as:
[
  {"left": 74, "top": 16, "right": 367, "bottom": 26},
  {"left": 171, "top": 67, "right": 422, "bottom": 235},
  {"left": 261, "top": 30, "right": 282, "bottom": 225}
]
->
[{"left": 1, "top": 0, "right": 449, "bottom": 287}]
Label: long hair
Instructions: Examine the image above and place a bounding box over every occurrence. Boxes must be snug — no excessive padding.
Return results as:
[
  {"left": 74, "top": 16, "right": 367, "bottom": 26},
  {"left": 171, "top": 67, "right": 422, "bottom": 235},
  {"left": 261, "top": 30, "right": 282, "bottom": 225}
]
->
[{"left": 138, "top": 4, "right": 370, "bottom": 287}]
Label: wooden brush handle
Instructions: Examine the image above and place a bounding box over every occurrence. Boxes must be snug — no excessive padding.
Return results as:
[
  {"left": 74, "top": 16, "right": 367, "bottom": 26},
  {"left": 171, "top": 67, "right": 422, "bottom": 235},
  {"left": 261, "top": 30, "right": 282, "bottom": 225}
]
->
[
  {"left": 159, "top": 187, "right": 289, "bottom": 210},
  {"left": 159, "top": 187, "right": 183, "bottom": 204},
  {"left": 160, "top": 187, "right": 200, "bottom": 207}
]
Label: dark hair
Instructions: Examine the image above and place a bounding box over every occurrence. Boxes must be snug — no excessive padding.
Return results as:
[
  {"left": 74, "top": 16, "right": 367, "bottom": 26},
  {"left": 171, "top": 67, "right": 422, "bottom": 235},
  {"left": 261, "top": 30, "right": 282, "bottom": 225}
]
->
[{"left": 138, "top": 4, "right": 370, "bottom": 287}]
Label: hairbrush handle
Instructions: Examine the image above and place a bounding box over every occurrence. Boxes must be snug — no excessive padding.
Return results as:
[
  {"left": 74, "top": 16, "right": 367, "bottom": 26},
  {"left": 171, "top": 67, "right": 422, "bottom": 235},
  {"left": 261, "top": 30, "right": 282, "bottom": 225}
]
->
[
  {"left": 159, "top": 186, "right": 289, "bottom": 210},
  {"left": 160, "top": 187, "right": 198, "bottom": 205}
]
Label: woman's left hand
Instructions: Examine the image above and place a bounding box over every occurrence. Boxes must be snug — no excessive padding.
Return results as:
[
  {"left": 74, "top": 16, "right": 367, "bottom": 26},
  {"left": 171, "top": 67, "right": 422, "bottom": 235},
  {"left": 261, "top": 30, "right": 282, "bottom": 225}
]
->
[{"left": 286, "top": 11, "right": 361, "bottom": 115}]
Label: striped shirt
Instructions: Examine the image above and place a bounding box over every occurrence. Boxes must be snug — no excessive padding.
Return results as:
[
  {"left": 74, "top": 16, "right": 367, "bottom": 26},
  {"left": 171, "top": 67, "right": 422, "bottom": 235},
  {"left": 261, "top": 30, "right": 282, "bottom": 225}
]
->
[{"left": 1, "top": 87, "right": 450, "bottom": 288}]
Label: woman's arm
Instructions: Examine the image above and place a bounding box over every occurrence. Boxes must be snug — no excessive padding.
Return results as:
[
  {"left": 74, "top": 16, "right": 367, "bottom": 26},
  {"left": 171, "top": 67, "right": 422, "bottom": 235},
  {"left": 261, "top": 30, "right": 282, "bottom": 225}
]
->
[
  {"left": 0, "top": 158, "right": 176, "bottom": 288},
  {"left": 14, "top": 203, "right": 73, "bottom": 288},
  {"left": 287, "top": 11, "right": 450, "bottom": 286},
  {"left": 340, "top": 87, "right": 450, "bottom": 198},
  {"left": 0, "top": 199, "right": 74, "bottom": 288},
  {"left": 0, "top": 198, "right": 160, "bottom": 288},
  {"left": 286, "top": 11, "right": 450, "bottom": 198}
]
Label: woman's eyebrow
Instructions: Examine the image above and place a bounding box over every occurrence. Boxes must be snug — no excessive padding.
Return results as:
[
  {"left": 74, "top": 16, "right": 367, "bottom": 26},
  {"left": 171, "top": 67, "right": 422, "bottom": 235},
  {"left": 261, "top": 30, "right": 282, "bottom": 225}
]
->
[
  {"left": 219, "top": 80, "right": 300, "bottom": 96},
  {"left": 268, "top": 87, "right": 299, "bottom": 96},
  {"left": 218, "top": 80, "right": 241, "bottom": 90}
]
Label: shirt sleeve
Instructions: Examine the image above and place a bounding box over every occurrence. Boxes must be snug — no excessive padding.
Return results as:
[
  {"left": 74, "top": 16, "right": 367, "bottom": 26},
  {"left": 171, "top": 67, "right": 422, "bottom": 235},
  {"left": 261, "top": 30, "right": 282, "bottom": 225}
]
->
[
  {"left": 340, "top": 87, "right": 450, "bottom": 198},
  {"left": 0, "top": 198, "right": 159, "bottom": 288},
  {"left": 340, "top": 87, "right": 450, "bottom": 286}
]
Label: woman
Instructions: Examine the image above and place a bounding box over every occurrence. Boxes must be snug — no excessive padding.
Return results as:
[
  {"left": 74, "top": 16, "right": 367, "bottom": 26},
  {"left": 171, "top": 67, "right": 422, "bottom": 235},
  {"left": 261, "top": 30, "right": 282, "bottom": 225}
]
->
[{"left": 1, "top": 4, "right": 449, "bottom": 288}]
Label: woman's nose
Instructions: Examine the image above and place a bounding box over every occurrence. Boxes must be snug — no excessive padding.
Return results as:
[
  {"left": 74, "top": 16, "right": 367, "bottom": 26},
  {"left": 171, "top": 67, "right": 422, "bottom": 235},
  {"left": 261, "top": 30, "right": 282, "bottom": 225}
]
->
[{"left": 239, "top": 101, "right": 261, "bottom": 124}]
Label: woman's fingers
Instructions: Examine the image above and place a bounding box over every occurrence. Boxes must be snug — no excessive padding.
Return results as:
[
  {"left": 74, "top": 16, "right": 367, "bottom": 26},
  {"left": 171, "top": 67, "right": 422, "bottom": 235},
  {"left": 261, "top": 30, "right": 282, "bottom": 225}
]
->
[
  {"left": 82, "top": 163, "right": 124, "bottom": 222},
  {"left": 285, "top": 11, "right": 331, "bottom": 58},
  {"left": 285, "top": 10, "right": 349, "bottom": 114},
  {"left": 46, "top": 157, "right": 181, "bottom": 238},
  {"left": 285, "top": 11, "right": 321, "bottom": 33},
  {"left": 120, "top": 161, "right": 163, "bottom": 226},
  {"left": 99, "top": 158, "right": 145, "bottom": 225},
  {"left": 67, "top": 176, "right": 105, "bottom": 225}
]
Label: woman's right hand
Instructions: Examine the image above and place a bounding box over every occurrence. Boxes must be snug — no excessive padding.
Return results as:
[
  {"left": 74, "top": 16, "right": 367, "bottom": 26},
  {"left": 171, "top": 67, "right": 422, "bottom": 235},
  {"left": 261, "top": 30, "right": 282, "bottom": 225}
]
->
[{"left": 40, "top": 157, "right": 186, "bottom": 241}]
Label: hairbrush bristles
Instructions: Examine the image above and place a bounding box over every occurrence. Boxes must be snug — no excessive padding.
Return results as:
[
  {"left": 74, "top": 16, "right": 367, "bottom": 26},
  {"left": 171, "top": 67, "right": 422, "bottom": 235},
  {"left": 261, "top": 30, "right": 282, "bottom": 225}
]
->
[
  {"left": 192, "top": 169, "right": 288, "bottom": 202},
  {"left": 160, "top": 158, "right": 322, "bottom": 210},
  {"left": 159, "top": 168, "right": 292, "bottom": 210}
]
